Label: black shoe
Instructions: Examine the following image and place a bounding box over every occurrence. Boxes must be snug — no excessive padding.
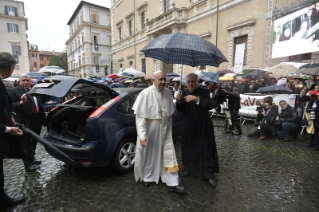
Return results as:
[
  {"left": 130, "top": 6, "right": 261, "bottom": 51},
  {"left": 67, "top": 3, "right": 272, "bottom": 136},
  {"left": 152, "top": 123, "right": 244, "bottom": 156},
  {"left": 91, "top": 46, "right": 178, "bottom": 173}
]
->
[
  {"left": 305, "top": 143, "right": 314, "bottom": 147},
  {"left": 313, "top": 146, "right": 319, "bottom": 150},
  {"left": 32, "top": 160, "right": 41, "bottom": 165},
  {"left": 183, "top": 172, "right": 189, "bottom": 177},
  {"left": 234, "top": 130, "right": 242, "bottom": 135},
  {"left": 0, "top": 194, "right": 25, "bottom": 210},
  {"left": 208, "top": 179, "right": 216, "bottom": 188},
  {"left": 166, "top": 185, "right": 186, "bottom": 194},
  {"left": 25, "top": 164, "right": 40, "bottom": 172},
  {"left": 142, "top": 181, "right": 150, "bottom": 188},
  {"left": 283, "top": 137, "right": 291, "bottom": 142}
]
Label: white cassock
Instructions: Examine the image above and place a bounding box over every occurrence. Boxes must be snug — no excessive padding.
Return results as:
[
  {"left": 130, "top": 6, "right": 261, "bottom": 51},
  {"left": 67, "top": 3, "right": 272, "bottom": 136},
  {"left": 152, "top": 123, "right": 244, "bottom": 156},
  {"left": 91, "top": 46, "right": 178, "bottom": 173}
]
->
[{"left": 132, "top": 85, "right": 179, "bottom": 186}]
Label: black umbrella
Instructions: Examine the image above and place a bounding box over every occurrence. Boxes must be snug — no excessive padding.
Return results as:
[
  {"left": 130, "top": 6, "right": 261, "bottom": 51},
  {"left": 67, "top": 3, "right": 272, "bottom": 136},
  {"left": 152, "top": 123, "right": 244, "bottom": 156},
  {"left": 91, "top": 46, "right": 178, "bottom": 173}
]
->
[
  {"left": 15, "top": 122, "right": 74, "bottom": 162},
  {"left": 244, "top": 69, "right": 266, "bottom": 77},
  {"left": 166, "top": 76, "right": 176, "bottom": 83},
  {"left": 300, "top": 67, "right": 319, "bottom": 76},
  {"left": 257, "top": 85, "right": 293, "bottom": 94}
]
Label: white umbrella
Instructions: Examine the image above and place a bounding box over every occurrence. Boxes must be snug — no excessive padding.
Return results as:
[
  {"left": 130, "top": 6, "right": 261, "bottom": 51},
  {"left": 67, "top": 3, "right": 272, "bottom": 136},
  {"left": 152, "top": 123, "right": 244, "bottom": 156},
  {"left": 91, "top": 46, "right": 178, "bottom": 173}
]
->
[
  {"left": 39, "top": 66, "right": 66, "bottom": 74},
  {"left": 122, "top": 68, "right": 145, "bottom": 77}
]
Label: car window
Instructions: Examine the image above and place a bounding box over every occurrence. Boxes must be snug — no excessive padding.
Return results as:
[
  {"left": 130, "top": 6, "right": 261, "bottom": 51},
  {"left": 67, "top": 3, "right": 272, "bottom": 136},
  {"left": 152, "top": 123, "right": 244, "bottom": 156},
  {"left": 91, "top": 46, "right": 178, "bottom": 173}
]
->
[{"left": 117, "top": 92, "right": 140, "bottom": 114}]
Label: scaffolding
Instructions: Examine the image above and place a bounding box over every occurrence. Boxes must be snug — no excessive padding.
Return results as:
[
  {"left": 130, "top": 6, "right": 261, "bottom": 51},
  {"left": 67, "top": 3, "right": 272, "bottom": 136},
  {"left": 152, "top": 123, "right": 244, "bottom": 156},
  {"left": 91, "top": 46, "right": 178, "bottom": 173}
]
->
[{"left": 263, "top": 0, "right": 317, "bottom": 68}]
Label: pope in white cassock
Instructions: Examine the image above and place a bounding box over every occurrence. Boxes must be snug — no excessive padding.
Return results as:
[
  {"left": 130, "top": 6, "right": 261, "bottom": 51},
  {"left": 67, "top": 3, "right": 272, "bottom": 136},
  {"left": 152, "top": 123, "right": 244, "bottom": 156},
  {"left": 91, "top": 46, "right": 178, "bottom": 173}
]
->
[{"left": 132, "top": 71, "right": 185, "bottom": 194}]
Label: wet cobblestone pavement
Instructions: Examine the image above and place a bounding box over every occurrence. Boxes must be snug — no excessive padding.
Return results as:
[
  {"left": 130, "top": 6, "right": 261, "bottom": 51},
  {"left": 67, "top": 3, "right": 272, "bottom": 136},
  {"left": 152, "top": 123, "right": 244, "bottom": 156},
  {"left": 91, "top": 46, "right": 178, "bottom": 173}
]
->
[{"left": 3, "top": 118, "right": 319, "bottom": 211}]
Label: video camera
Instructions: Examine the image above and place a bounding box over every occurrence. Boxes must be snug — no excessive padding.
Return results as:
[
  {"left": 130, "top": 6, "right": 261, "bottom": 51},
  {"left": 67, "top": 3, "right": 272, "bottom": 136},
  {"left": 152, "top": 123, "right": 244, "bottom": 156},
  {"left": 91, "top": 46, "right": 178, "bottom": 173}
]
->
[{"left": 212, "top": 86, "right": 228, "bottom": 102}]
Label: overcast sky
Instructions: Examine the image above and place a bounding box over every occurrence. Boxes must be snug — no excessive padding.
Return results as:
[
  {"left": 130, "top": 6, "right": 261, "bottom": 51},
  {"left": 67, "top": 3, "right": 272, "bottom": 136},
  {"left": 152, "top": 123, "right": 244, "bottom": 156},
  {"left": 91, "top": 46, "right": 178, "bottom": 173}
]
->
[{"left": 24, "top": 0, "right": 111, "bottom": 52}]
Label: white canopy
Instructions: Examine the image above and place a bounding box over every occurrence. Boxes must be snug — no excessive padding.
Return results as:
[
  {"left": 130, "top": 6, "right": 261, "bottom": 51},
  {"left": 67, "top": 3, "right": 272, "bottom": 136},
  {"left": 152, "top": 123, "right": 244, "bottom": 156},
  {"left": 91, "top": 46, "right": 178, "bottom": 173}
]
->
[{"left": 122, "top": 68, "right": 145, "bottom": 77}]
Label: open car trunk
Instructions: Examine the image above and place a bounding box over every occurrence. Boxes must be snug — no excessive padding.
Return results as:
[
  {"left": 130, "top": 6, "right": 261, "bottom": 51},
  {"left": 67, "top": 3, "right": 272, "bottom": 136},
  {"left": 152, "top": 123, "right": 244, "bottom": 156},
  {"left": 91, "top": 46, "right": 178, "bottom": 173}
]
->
[{"left": 29, "top": 76, "right": 119, "bottom": 144}]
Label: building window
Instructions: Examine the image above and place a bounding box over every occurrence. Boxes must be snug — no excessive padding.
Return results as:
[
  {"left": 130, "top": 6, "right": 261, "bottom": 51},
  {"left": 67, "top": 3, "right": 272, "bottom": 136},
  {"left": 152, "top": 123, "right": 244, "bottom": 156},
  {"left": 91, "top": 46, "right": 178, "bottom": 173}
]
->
[
  {"left": 82, "top": 54, "right": 85, "bottom": 65},
  {"left": 12, "top": 45, "right": 21, "bottom": 55},
  {"left": 142, "top": 59, "right": 146, "bottom": 73},
  {"left": 80, "top": 12, "right": 83, "bottom": 23},
  {"left": 82, "top": 33, "right": 84, "bottom": 45},
  {"left": 15, "top": 65, "right": 19, "bottom": 70},
  {"left": 128, "top": 20, "right": 132, "bottom": 36},
  {"left": 7, "top": 23, "right": 19, "bottom": 33},
  {"left": 47, "top": 56, "right": 50, "bottom": 60},
  {"left": 129, "top": 61, "right": 133, "bottom": 67},
  {"left": 79, "top": 56, "right": 81, "bottom": 67},
  {"left": 118, "top": 27, "right": 122, "bottom": 41},
  {"left": 33, "top": 62, "right": 37, "bottom": 67},
  {"left": 164, "top": 0, "right": 171, "bottom": 13},
  {"left": 78, "top": 36, "right": 81, "bottom": 47},
  {"left": 93, "top": 35, "right": 98, "bottom": 44},
  {"left": 75, "top": 39, "right": 78, "bottom": 49},
  {"left": 94, "top": 56, "right": 99, "bottom": 65},
  {"left": 77, "top": 17, "right": 80, "bottom": 28},
  {"left": 40, "top": 55, "right": 43, "bottom": 60},
  {"left": 141, "top": 12, "right": 145, "bottom": 30},
  {"left": 5, "top": 6, "right": 18, "bottom": 16},
  {"left": 233, "top": 35, "right": 248, "bottom": 66},
  {"left": 92, "top": 13, "right": 99, "bottom": 23}
]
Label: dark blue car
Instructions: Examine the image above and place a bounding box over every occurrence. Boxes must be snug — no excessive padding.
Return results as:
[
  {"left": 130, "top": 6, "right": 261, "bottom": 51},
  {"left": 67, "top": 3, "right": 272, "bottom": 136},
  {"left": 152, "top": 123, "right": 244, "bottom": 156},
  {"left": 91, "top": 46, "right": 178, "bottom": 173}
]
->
[{"left": 29, "top": 76, "right": 182, "bottom": 173}]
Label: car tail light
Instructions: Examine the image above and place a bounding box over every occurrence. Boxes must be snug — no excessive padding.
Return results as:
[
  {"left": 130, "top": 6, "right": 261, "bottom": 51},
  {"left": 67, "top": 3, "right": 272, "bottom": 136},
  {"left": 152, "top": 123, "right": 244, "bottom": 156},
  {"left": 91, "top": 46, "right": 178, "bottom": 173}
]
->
[
  {"left": 89, "top": 96, "right": 121, "bottom": 119},
  {"left": 49, "top": 95, "right": 83, "bottom": 113},
  {"left": 80, "top": 160, "right": 91, "bottom": 167}
]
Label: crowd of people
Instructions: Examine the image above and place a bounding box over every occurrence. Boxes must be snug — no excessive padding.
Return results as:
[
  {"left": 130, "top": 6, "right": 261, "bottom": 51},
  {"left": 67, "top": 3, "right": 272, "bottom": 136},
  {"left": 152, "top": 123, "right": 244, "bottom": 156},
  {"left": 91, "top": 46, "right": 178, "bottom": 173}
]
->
[{"left": 1, "top": 50, "right": 319, "bottom": 208}]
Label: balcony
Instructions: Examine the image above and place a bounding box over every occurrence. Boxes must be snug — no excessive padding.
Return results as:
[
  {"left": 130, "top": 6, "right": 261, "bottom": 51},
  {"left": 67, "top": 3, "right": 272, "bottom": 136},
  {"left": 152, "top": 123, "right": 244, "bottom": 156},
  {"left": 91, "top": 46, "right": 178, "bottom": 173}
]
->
[{"left": 146, "top": 8, "right": 188, "bottom": 36}]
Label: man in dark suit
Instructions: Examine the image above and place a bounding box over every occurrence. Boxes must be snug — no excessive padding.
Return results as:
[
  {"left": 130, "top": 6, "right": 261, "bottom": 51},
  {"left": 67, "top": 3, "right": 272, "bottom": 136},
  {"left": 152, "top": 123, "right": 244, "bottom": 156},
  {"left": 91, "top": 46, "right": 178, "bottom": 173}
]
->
[
  {"left": 8, "top": 74, "right": 47, "bottom": 172},
  {"left": 0, "top": 52, "right": 25, "bottom": 209}
]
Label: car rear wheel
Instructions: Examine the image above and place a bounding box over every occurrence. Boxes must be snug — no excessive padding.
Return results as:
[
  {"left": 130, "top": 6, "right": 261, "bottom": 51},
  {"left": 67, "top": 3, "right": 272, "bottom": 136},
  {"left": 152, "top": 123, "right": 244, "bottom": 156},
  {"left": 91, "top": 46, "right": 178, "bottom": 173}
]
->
[{"left": 112, "top": 138, "right": 136, "bottom": 173}]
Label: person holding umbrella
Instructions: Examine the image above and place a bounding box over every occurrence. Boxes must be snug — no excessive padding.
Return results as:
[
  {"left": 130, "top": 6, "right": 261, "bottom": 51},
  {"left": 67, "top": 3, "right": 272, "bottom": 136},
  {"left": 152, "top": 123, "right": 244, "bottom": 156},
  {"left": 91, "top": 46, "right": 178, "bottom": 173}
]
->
[{"left": 176, "top": 73, "right": 220, "bottom": 188}]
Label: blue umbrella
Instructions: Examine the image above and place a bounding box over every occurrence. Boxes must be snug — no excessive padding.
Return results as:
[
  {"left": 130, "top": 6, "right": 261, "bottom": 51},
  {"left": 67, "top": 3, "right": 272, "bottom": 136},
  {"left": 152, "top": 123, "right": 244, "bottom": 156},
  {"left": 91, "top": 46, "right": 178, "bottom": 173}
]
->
[
  {"left": 201, "top": 72, "right": 220, "bottom": 79},
  {"left": 109, "top": 83, "right": 125, "bottom": 88},
  {"left": 121, "top": 72, "right": 129, "bottom": 76},
  {"left": 200, "top": 76, "right": 221, "bottom": 83},
  {"left": 166, "top": 73, "right": 180, "bottom": 77},
  {"left": 257, "top": 85, "right": 293, "bottom": 94},
  {"left": 141, "top": 32, "right": 227, "bottom": 67}
]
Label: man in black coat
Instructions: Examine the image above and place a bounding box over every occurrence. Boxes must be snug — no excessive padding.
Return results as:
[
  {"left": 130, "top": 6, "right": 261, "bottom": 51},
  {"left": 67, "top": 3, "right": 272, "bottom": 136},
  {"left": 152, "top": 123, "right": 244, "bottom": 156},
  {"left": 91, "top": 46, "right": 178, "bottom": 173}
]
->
[
  {"left": 278, "top": 100, "right": 300, "bottom": 142},
  {"left": 223, "top": 82, "right": 242, "bottom": 135},
  {"left": 135, "top": 77, "right": 149, "bottom": 88},
  {"left": 0, "top": 52, "right": 25, "bottom": 209},
  {"left": 259, "top": 100, "right": 279, "bottom": 140},
  {"left": 8, "top": 75, "right": 47, "bottom": 172},
  {"left": 176, "top": 73, "right": 220, "bottom": 188}
]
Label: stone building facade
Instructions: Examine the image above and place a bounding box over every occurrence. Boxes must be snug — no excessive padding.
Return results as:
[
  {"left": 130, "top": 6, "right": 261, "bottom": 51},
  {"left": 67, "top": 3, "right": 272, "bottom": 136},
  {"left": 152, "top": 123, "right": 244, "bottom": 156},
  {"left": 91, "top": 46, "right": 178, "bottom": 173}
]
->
[
  {"left": 66, "top": 1, "right": 112, "bottom": 78},
  {"left": 111, "top": 0, "right": 303, "bottom": 76},
  {"left": 0, "top": 0, "right": 29, "bottom": 75}
]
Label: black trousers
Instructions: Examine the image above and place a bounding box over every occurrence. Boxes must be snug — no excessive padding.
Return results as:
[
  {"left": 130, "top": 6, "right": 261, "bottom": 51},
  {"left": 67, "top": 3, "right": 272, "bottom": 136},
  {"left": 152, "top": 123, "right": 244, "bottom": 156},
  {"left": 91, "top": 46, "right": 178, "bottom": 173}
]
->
[
  {"left": 0, "top": 159, "right": 4, "bottom": 199},
  {"left": 230, "top": 108, "right": 241, "bottom": 130}
]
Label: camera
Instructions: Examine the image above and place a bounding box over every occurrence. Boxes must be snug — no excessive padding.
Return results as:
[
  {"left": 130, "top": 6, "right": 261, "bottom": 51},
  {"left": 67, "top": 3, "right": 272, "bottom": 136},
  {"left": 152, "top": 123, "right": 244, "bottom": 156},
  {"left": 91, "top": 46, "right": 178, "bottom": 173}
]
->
[
  {"left": 256, "top": 104, "right": 267, "bottom": 112},
  {"left": 212, "top": 86, "right": 228, "bottom": 102}
]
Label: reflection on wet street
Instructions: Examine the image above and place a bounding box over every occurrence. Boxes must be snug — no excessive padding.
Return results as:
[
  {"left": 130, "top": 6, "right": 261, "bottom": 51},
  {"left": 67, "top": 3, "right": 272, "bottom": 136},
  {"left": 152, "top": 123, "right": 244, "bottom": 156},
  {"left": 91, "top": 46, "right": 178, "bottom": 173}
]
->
[{"left": 3, "top": 118, "right": 319, "bottom": 211}]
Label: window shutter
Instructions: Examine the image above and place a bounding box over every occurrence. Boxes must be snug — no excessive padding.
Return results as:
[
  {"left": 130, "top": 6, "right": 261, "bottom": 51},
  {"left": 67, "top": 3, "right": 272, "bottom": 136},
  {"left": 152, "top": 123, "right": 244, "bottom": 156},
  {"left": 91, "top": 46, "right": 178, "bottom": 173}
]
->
[
  {"left": 97, "top": 15, "right": 99, "bottom": 23},
  {"left": 5, "top": 6, "right": 8, "bottom": 15},
  {"left": 12, "top": 45, "right": 14, "bottom": 55},
  {"left": 18, "top": 46, "right": 21, "bottom": 55},
  {"left": 16, "top": 24, "right": 19, "bottom": 33},
  {"left": 92, "top": 14, "right": 96, "bottom": 23},
  {"left": 14, "top": 7, "right": 18, "bottom": 16},
  {"left": 7, "top": 23, "right": 10, "bottom": 32}
]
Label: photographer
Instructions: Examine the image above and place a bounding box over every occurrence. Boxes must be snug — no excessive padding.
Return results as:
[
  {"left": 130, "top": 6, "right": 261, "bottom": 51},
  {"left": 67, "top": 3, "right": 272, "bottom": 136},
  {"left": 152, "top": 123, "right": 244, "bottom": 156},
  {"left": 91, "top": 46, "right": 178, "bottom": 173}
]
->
[
  {"left": 259, "top": 100, "right": 279, "bottom": 139},
  {"left": 222, "top": 82, "right": 242, "bottom": 135},
  {"left": 305, "top": 83, "right": 319, "bottom": 150},
  {"left": 278, "top": 100, "right": 300, "bottom": 142}
]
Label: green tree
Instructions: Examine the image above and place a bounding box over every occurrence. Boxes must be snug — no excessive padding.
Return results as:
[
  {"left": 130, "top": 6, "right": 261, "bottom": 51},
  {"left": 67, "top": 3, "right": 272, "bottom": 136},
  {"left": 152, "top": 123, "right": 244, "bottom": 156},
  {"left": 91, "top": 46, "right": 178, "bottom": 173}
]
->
[{"left": 48, "top": 49, "right": 68, "bottom": 74}]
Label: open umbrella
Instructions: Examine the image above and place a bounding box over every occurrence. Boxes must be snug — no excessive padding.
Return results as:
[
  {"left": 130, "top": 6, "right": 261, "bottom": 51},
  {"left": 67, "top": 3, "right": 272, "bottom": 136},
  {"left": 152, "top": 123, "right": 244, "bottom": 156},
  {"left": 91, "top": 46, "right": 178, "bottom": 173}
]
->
[
  {"left": 257, "top": 85, "right": 293, "bottom": 94},
  {"left": 122, "top": 68, "right": 145, "bottom": 77},
  {"left": 266, "top": 62, "right": 306, "bottom": 78},
  {"left": 300, "top": 67, "right": 319, "bottom": 76},
  {"left": 219, "top": 75, "right": 234, "bottom": 81},
  {"left": 244, "top": 69, "right": 266, "bottom": 77},
  {"left": 141, "top": 32, "right": 227, "bottom": 67},
  {"left": 166, "top": 73, "right": 180, "bottom": 77},
  {"left": 108, "top": 74, "right": 118, "bottom": 79},
  {"left": 172, "top": 77, "right": 181, "bottom": 82},
  {"left": 282, "top": 72, "right": 314, "bottom": 80},
  {"left": 299, "top": 62, "right": 319, "bottom": 70}
]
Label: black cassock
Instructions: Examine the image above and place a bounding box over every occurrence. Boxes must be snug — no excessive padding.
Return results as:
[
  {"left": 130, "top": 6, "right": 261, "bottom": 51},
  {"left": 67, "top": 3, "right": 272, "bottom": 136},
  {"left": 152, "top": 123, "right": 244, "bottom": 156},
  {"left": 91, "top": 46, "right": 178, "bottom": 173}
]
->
[{"left": 176, "top": 87, "right": 219, "bottom": 180}]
